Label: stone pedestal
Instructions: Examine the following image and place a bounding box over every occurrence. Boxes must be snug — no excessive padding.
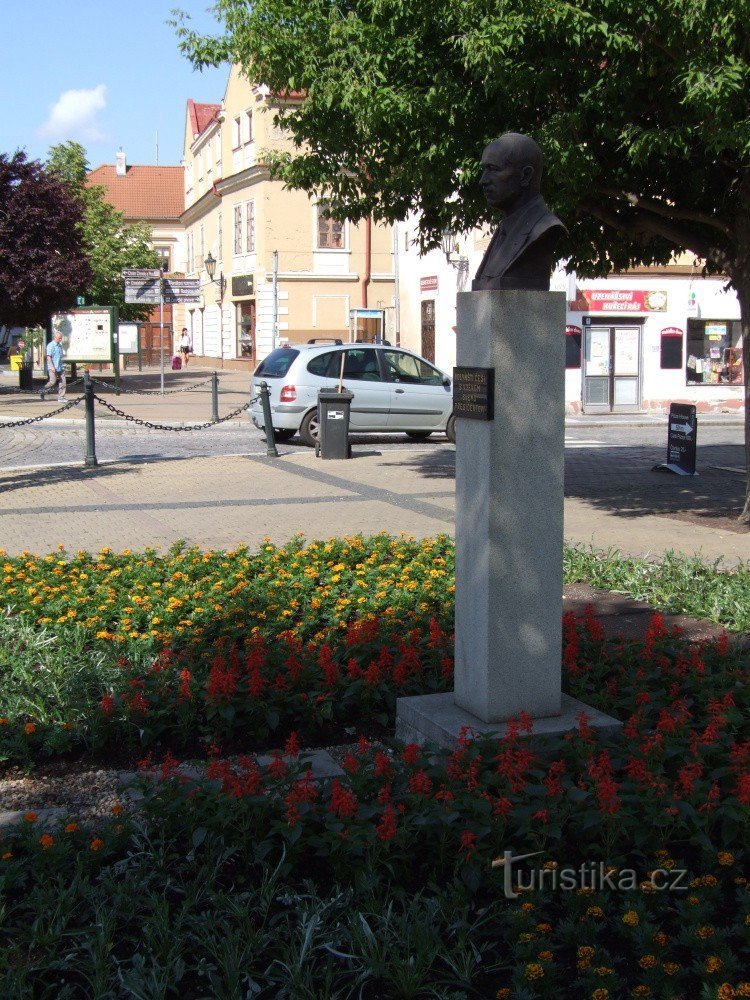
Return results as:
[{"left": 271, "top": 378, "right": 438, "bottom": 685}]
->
[{"left": 395, "top": 289, "right": 621, "bottom": 746}]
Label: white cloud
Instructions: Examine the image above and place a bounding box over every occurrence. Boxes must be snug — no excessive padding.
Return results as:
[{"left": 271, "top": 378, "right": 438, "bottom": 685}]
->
[{"left": 38, "top": 84, "right": 108, "bottom": 143}]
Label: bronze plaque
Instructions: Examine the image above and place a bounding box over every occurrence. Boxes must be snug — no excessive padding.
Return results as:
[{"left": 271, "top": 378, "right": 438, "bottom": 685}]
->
[{"left": 453, "top": 367, "right": 494, "bottom": 420}]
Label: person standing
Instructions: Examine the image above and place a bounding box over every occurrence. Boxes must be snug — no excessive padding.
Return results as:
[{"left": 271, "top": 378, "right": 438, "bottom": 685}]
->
[
  {"left": 179, "top": 327, "right": 192, "bottom": 367},
  {"left": 41, "top": 331, "right": 66, "bottom": 401}
]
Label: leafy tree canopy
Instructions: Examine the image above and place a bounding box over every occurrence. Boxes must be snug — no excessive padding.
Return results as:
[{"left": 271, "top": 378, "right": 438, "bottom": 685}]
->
[
  {"left": 174, "top": 0, "right": 750, "bottom": 517},
  {"left": 0, "top": 151, "right": 91, "bottom": 328},
  {"left": 47, "top": 142, "right": 162, "bottom": 322}
]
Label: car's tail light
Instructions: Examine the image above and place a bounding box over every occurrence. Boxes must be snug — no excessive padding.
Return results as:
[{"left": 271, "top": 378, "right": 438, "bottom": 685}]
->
[{"left": 280, "top": 384, "right": 297, "bottom": 402}]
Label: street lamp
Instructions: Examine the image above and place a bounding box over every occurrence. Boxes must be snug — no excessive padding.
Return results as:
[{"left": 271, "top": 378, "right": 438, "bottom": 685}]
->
[
  {"left": 204, "top": 252, "right": 227, "bottom": 368},
  {"left": 441, "top": 228, "right": 469, "bottom": 273}
]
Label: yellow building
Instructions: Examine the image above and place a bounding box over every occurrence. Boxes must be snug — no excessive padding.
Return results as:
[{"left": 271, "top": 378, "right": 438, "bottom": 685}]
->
[{"left": 182, "top": 66, "right": 396, "bottom": 368}]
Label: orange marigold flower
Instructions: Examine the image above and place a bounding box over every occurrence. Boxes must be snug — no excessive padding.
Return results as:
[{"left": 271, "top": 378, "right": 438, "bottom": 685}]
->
[
  {"left": 536, "top": 923, "right": 551, "bottom": 933},
  {"left": 705, "top": 956, "right": 724, "bottom": 974},
  {"left": 496, "top": 990, "right": 511, "bottom": 1000},
  {"left": 631, "top": 988, "right": 651, "bottom": 998},
  {"left": 90, "top": 838, "right": 104, "bottom": 852},
  {"left": 587, "top": 905, "right": 604, "bottom": 917},
  {"left": 521, "top": 902, "right": 535, "bottom": 912},
  {"left": 578, "top": 946, "right": 596, "bottom": 959},
  {"left": 735, "top": 984, "right": 750, "bottom": 997},
  {"left": 717, "top": 851, "right": 734, "bottom": 866},
  {"left": 24, "top": 722, "right": 36, "bottom": 735},
  {"left": 695, "top": 925, "right": 714, "bottom": 939},
  {"left": 592, "top": 991, "right": 610, "bottom": 1000},
  {"left": 717, "top": 985, "right": 735, "bottom": 1000},
  {"left": 577, "top": 960, "right": 592, "bottom": 971},
  {"left": 524, "top": 963, "right": 544, "bottom": 980},
  {"left": 639, "top": 955, "right": 656, "bottom": 969},
  {"left": 39, "top": 834, "right": 54, "bottom": 850},
  {"left": 23, "top": 812, "right": 37, "bottom": 823},
  {"left": 622, "top": 910, "right": 639, "bottom": 926},
  {"left": 662, "top": 962, "right": 680, "bottom": 976},
  {"left": 652, "top": 931, "right": 668, "bottom": 946},
  {"left": 112, "top": 804, "right": 124, "bottom": 816},
  {"left": 2, "top": 851, "right": 12, "bottom": 860},
  {"left": 64, "top": 822, "right": 79, "bottom": 834},
  {"left": 538, "top": 950, "right": 553, "bottom": 962}
]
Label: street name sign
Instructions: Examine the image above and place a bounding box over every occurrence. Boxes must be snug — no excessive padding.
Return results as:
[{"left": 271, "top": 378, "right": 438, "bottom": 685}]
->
[{"left": 162, "top": 278, "right": 201, "bottom": 304}]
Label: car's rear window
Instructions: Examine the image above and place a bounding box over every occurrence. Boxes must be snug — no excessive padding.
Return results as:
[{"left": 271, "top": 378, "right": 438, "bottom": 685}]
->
[{"left": 255, "top": 348, "right": 299, "bottom": 378}]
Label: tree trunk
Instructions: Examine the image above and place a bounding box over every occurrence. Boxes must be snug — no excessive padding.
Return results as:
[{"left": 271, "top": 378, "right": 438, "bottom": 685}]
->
[{"left": 735, "top": 275, "right": 750, "bottom": 524}]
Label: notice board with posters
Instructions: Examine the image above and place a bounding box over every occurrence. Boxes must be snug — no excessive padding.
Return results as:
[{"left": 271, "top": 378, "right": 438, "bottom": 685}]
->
[{"left": 51, "top": 307, "right": 116, "bottom": 363}]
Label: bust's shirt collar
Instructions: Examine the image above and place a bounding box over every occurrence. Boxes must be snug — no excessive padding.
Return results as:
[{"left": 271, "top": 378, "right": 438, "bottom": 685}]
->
[{"left": 499, "top": 194, "right": 546, "bottom": 240}]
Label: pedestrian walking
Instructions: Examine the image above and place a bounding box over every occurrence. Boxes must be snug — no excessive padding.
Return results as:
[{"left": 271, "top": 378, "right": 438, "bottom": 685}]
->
[
  {"left": 180, "top": 328, "right": 192, "bottom": 367},
  {"left": 41, "top": 332, "right": 66, "bottom": 401}
]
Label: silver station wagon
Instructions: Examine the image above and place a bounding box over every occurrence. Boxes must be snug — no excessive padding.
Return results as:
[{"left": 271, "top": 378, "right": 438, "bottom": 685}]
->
[{"left": 250, "top": 342, "right": 456, "bottom": 446}]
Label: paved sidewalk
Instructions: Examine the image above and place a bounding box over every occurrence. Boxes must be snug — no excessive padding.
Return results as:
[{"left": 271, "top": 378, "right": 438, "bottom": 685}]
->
[{"left": 0, "top": 447, "right": 747, "bottom": 564}]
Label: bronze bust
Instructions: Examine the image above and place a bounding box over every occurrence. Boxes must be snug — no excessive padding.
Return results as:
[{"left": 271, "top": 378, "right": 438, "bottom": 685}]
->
[{"left": 472, "top": 133, "right": 567, "bottom": 291}]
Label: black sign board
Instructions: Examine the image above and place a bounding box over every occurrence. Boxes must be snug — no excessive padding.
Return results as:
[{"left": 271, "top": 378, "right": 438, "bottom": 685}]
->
[
  {"left": 453, "top": 367, "right": 494, "bottom": 421},
  {"left": 232, "top": 274, "right": 254, "bottom": 297},
  {"left": 654, "top": 403, "right": 698, "bottom": 475}
]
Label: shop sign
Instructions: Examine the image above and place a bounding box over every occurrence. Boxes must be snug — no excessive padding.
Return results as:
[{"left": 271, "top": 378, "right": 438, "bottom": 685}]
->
[
  {"left": 453, "top": 367, "right": 494, "bottom": 420},
  {"left": 574, "top": 289, "right": 668, "bottom": 312},
  {"left": 232, "top": 275, "right": 254, "bottom": 297},
  {"left": 661, "top": 327, "right": 683, "bottom": 337},
  {"left": 565, "top": 324, "right": 583, "bottom": 336},
  {"left": 420, "top": 275, "right": 438, "bottom": 292}
]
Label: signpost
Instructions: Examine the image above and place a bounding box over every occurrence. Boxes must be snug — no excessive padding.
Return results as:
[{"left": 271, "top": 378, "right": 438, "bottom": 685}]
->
[
  {"left": 122, "top": 270, "right": 202, "bottom": 393},
  {"left": 653, "top": 403, "right": 698, "bottom": 476}
]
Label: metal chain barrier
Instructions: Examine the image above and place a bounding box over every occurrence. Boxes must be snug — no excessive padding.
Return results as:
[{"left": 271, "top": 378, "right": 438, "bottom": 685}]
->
[
  {"left": 92, "top": 393, "right": 256, "bottom": 432},
  {"left": 89, "top": 376, "right": 215, "bottom": 395},
  {"left": 0, "top": 396, "right": 84, "bottom": 428}
]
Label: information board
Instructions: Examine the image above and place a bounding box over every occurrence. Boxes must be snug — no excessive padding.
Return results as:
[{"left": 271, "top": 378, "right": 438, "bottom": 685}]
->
[
  {"left": 51, "top": 308, "right": 115, "bottom": 363},
  {"left": 118, "top": 323, "right": 139, "bottom": 354},
  {"left": 453, "top": 367, "right": 494, "bottom": 420}
]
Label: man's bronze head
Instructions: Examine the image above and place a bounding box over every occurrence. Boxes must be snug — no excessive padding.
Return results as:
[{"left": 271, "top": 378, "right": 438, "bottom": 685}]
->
[{"left": 480, "top": 133, "right": 543, "bottom": 215}]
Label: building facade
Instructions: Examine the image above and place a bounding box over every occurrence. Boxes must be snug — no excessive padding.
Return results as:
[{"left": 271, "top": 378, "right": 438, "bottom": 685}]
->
[
  {"left": 398, "top": 219, "right": 744, "bottom": 414},
  {"left": 182, "top": 66, "right": 396, "bottom": 369}
]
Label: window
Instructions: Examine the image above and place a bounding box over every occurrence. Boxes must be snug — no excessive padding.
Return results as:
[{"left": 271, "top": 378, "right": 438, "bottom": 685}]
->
[
  {"left": 382, "top": 350, "right": 443, "bottom": 385},
  {"left": 660, "top": 329, "right": 683, "bottom": 370},
  {"left": 233, "top": 204, "right": 243, "bottom": 255},
  {"left": 306, "top": 352, "right": 337, "bottom": 377},
  {"left": 199, "top": 224, "right": 205, "bottom": 266},
  {"left": 244, "top": 110, "right": 254, "bottom": 144},
  {"left": 215, "top": 130, "right": 222, "bottom": 167},
  {"left": 686, "top": 319, "right": 743, "bottom": 385},
  {"left": 187, "top": 231, "right": 194, "bottom": 273},
  {"left": 232, "top": 116, "right": 241, "bottom": 149},
  {"left": 317, "top": 202, "right": 345, "bottom": 249},
  {"left": 255, "top": 347, "right": 299, "bottom": 378},
  {"left": 245, "top": 200, "right": 256, "bottom": 253},
  {"left": 341, "top": 349, "right": 382, "bottom": 381},
  {"left": 155, "top": 246, "right": 171, "bottom": 273},
  {"left": 565, "top": 325, "right": 582, "bottom": 368}
]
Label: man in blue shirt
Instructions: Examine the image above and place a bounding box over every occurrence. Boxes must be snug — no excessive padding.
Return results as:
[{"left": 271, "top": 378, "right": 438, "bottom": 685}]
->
[{"left": 41, "top": 332, "right": 66, "bottom": 401}]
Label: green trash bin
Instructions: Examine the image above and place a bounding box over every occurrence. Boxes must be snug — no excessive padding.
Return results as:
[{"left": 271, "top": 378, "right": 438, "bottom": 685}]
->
[{"left": 317, "top": 387, "right": 353, "bottom": 459}]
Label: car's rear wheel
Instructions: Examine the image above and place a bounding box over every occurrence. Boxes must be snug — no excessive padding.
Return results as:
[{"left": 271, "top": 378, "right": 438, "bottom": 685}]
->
[
  {"left": 405, "top": 431, "right": 432, "bottom": 441},
  {"left": 445, "top": 414, "right": 456, "bottom": 444},
  {"left": 299, "top": 409, "right": 320, "bottom": 447}
]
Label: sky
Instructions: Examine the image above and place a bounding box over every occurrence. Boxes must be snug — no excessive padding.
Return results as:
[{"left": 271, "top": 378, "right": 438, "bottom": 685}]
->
[{"left": 1, "top": 0, "right": 231, "bottom": 170}]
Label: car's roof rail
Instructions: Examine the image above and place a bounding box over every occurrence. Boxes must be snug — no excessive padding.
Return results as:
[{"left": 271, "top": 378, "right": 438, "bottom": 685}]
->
[{"left": 307, "top": 337, "right": 343, "bottom": 345}]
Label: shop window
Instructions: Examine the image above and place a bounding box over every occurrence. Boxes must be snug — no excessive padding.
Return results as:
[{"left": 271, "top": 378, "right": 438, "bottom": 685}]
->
[
  {"left": 686, "top": 319, "right": 743, "bottom": 385},
  {"left": 317, "top": 202, "right": 345, "bottom": 249},
  {"left": 660, "top": 329, "right": 683, "bottom": 369},
  {"left": 565, "top": 325, "right": 582, "bottom": 368}
]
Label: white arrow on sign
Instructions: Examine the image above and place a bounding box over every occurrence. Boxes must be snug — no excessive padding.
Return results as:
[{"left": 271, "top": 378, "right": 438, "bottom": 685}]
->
[{"left": 670, "top": 421, "right": 694, "bottom": 437}]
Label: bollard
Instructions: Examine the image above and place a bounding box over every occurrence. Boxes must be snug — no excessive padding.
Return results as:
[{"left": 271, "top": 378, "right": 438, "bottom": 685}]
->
[
  {"left": 259, "top": 380, "right": 279, "bottom": 457},
  {"left": 84, "top": 371, "right": 98, "bottom": 468},
  {"left": 211, "top": 371, "right": 219, "bottom": 422}
]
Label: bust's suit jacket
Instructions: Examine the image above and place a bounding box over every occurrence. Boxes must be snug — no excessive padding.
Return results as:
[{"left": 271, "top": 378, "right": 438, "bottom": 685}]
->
[{"left": 472, "top": 194, "right": 567, "bottom": 291}]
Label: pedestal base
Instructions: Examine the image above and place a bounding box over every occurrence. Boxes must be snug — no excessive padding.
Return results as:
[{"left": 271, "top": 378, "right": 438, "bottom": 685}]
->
[{"left": 395, "top": 692, "right": 622, "bottom": 749}]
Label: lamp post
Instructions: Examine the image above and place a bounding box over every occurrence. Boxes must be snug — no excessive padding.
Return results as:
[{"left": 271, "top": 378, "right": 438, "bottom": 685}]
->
[{"left": 204, "top": 252, "right": 227, "bottom": 368}]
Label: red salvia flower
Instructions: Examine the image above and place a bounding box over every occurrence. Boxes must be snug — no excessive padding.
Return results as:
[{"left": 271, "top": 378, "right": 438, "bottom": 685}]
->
[
  {"left": 408, "top": 770, "right": 433, "bottom": 796},
  {"left": 330, "top": 779, "right": 358, "bottom": 819},
  {"left": 284, "top": 731, "right": 300, "bottom": 757},
  {"left": 376, "top": 802, "right": 397, "bottom": 841},
  {"left": 459, "top": 829, "right": 478, "bottom": 862}
]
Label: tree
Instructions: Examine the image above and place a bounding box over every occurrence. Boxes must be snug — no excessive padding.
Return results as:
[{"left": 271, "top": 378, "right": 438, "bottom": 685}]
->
[
  {"left": 0, "top": 151, "right": 91, "bottom": 328},
  {"left": 47, "top": 142, "right": 161, "bottom": 322},
  {"left": 174, "top": 0, "right": 750, "bottom": 520}
]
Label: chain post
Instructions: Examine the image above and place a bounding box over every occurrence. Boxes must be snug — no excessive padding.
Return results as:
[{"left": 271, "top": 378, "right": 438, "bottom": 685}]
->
[
  {"left": 211, "top": 371, "right": 219, "bottom": 422},
  {"left": 259, "top": 380, "right": 279, "bottom": 457},
  {"left": 84, "top": 370, "right": 98, "bottom": 468}
]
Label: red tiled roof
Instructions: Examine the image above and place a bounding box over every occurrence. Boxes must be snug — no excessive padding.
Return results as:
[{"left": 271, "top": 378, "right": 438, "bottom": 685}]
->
[
  {"left": 188, "top": 99, "right": 221, "bottom": 138},
  {"left": 86, "top": 165, "right": 184, "bottom": 220}
]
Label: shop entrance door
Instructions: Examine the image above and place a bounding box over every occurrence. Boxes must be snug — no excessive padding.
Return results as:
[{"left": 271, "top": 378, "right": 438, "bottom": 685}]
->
[
  {"left": 237, "top": 301, "right": 256, "bottom": 364},
  {"left": 420, "top": 299, "right": 435, "bottom": 363},
  {"left": 583, "top": 323, "right": 641, "bottom": 413}
]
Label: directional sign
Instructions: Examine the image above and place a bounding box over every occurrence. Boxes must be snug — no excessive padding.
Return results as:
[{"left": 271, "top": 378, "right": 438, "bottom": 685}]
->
[
  {"left": 124, "top": 278, "right": 161, "bottom": 304},
  {"left": 162, "top": 278, "right": 201, "bottom": 304},
  {"left": 653, "top": 403, "right": 698, "bottom": 476},
  {"left": 122, "top": 268, "right": 161, "bottom": 280}
]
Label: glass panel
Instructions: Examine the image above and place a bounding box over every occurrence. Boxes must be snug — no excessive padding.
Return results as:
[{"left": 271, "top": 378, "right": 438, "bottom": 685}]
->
[
  {"left": 254, "top": 347, "right": 298, "bottom": 378},
  {"left": 585, "top": 328, "right": 610, "bottom": 376},
  {"left": 584, "top": 377, "right": 609, "bottom": 406},
  {"left": 342, "top": 349, "right": 381, "bottom": 381},
  {"left": 614, "top": 328, "right": 639, "bottom": 375},
  {"left": 614, "top": 378, "right": 638, "bottom": 406}
]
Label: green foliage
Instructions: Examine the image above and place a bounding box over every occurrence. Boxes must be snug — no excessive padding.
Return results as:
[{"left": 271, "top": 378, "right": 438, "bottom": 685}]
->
[{"left": 46, "top": 141, "right": 161, "bottom": 322}]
